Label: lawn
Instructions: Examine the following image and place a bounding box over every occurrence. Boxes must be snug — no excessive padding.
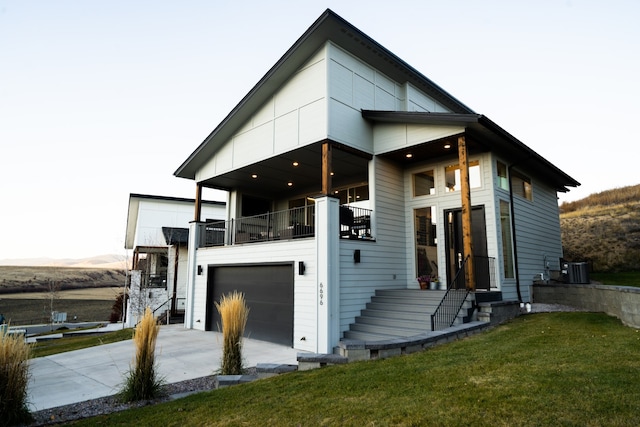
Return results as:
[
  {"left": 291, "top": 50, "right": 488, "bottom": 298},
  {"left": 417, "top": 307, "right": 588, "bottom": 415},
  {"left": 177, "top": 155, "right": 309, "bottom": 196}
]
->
[
  {"left": 31, "top": 328, "right": 133, "bottom": 358},
  {"left": 591, "top": 271, "right": 640, "bottom": 288},
  {"left": 72, "top": 312, "right": 640, "bottom": 426}
]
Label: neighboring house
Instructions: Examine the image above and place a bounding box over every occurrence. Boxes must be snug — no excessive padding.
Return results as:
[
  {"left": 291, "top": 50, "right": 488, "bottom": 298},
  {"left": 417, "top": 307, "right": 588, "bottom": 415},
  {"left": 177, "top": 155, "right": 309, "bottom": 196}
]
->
[
  {"left": 124, "top": 193, "right": 225, "bottom": 326},
  {"left": 173, "top": 10, "right": 579, "bottom": 353}
]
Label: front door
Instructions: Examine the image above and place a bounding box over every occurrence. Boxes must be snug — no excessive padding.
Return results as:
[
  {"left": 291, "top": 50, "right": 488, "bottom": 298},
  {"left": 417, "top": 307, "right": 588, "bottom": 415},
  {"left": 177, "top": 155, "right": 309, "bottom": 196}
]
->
[{"left": 445, "top": 206, "right": 490, "bottom": 290}]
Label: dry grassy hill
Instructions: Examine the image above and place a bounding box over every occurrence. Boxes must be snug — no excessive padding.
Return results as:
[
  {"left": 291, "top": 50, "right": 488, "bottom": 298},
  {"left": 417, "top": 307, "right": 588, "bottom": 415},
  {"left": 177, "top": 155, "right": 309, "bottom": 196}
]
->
[
  {"left": 0, "top": 266, "right": 127, "bottom": 294},
  {"left": 560, "top": 184, "right": 640, "bottom": 272}
]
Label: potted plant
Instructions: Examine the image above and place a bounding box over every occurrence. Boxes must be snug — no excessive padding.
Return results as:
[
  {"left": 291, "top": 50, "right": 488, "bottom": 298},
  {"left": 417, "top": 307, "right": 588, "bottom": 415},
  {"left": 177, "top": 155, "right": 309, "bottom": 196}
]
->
[{"left": 417, "top": 275, "right": 431, "bottom": 290}]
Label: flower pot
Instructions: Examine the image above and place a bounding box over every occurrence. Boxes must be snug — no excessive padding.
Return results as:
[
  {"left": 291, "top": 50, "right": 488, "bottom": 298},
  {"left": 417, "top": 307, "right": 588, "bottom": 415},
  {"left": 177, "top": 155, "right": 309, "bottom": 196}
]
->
[
  {"left": 419, "top": 281, "right": 428, "bottom": 290},
  {"left": 429, "top": 282, "right": 437, "bottom": 290}
]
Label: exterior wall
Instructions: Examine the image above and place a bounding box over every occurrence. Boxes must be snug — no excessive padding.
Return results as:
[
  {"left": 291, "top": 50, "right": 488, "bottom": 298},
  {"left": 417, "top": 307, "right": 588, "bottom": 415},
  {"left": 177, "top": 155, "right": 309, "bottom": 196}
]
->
[
  {"left": 510, "top": 177, "right": 563, "bottom": 302},
  {"left": 125, "top": 270, "right": 169, "bottom": 327},
  {"left": 327, "top": 43, "right": 454, "bottom": 154},
  {"left": 196, "top": 48, "right": 329, "bottom": 183},
  {"left": 166, "top": 246, "right": 189, "bottom": 312},
  {"left": 337, "top": 157, "right": 409, "bottom": 334},
  {"left": 372, "top": 123, "right": 464, "bottom": 155},
  {"left": 187, "top": 239, "right": 317, "bottom": 352},
  {"left": 133, "top": 198, "right": 225, "bottom": 247}
]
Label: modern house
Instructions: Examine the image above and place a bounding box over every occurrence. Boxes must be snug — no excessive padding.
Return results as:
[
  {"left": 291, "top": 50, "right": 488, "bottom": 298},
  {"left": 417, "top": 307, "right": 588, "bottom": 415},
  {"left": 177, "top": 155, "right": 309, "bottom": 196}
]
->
[
  {"left": 173, "top": 10, "right": 579, "bottom": 353},
  {"left": 124, "top": 193, "right": 225, "bottom": 325}
]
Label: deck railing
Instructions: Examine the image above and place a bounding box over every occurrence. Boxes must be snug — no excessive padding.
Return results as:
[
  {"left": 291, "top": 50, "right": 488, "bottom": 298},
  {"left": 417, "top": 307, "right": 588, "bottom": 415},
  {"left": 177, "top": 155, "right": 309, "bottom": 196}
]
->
[
  {"left": 199, "top": 204, "right": 373, "bottom": 248},
  {"left": 431, "top": 255, "right": 495, "bottom": 330}
]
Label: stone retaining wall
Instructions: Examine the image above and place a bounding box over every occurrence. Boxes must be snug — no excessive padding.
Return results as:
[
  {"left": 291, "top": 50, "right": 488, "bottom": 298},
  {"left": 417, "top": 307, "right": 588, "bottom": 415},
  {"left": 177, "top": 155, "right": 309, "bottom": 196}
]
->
[{"left": 533, "top": 283, "right": 640, "bottom": 328}]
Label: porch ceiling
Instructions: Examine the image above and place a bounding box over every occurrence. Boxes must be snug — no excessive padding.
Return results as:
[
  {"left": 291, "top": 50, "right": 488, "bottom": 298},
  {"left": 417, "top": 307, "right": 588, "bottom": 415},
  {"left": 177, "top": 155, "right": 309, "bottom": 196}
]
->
[{"left": 200, "top": 141, "right": 371, "bottom": 198}]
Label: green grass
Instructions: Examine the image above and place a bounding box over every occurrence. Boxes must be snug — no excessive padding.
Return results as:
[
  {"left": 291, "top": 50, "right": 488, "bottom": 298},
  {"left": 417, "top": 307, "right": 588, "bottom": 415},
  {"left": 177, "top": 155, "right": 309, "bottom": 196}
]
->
[
  {"left": 591, "top": 271, "right": 640, "bottom": 288},
  {"left": 71, "top": 312, "right": 640, "bottom": 426},
  {"left": 31, "top": 328, "right": 133, "bottom": 358}
]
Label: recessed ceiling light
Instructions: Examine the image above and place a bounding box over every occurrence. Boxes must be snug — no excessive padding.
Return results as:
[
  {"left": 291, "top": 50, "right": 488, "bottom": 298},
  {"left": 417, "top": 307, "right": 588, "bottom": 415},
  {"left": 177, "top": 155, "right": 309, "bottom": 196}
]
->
[
  {"left": 292, "top": 161, "right": 299, "bottom": 167},
  {"left": 251, "top": 174, "right": 258, "bottom": 179},
  {"left": 406, "top": 153, "right": 413, "bottom": 158},
  {"left": 330, "top": 172, "right": 334, "bottom": 176},
  {"left": 287, "top": 182, "right": 293, "bottom": 187},
  {"left": 444, "top": 144, "right": 451, "bottom": 149}
]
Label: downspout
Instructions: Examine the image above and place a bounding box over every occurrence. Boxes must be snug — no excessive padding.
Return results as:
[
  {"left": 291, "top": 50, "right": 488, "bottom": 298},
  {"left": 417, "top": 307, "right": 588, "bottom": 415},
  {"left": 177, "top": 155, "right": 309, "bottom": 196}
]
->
[{"left": 507, "top": 157, "right": 532, "bottom": 303}]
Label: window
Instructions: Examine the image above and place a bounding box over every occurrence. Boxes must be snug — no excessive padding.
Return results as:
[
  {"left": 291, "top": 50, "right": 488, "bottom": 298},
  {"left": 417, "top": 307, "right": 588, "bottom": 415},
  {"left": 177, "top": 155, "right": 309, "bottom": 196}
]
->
[
  {"left": 444, "top": 160, "right": 481, "bottom": 192},
  {"left": 334, "top": 184, "right": 369, "bottom": 205},
  {"left": 497, "top": 161, "right": 509, "bottom": 190},
  {"left": 414, "top": 207, "right": 438, "bottom": 279},
  {"left": 413, "top": 170, "right": 435, "bottom": 197},
  {"left": 500, "top": 200, "right": 514, "bottom": 279},
  {"left": 511, "top": 170, "right": 532, "bottom": 200}
]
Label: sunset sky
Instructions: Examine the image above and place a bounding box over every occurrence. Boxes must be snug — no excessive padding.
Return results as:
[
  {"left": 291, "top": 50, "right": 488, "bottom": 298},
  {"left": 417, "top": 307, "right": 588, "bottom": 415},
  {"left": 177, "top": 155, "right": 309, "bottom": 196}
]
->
[{"left": 1, "top": 0, "right": 638, "bottom": 260}]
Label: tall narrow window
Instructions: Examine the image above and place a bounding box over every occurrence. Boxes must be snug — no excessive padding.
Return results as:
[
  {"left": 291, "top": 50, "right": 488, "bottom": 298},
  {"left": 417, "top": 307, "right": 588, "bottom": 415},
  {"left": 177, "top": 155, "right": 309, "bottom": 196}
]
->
[
  {"left": 414, "top": 207, "right": 438, "bottom": 279},
  {"left": 497, "top": 161, "right": 509, "bottom": 190},
  {"left": 444, "top": 160, "right": 481, "bottom": 192},
  {"left": 500, "top": 200, "right": 514, "bottom": 279},
  {"left": 413, "top": 170, "right": 435, "bottom": 197},
  {"left": 511, "top": 170, "right": 532, "bottom": 200}
]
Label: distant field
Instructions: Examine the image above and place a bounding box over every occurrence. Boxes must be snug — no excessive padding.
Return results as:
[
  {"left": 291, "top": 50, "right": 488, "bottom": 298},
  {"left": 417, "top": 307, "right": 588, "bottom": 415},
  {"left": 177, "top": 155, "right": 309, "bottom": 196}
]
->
[
  {"left": 0, "top": 265, "right": 126, "bottom": 293},
  {"left": 0, "top": 287, "right": 122, "bottom": 326}
]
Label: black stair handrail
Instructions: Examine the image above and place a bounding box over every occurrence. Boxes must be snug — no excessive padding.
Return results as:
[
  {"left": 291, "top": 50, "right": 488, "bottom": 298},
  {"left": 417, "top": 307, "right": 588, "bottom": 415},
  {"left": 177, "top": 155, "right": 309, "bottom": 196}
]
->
[{"left": 431, "top": 256, "right": 471, "bottom": 331}]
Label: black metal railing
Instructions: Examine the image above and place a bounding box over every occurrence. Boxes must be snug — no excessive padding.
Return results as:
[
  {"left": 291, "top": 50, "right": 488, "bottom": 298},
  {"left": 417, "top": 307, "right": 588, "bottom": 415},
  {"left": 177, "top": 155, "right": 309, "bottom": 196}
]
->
[
  {"left": 431, "top": 255, "right": 496, "bottom": 330},
  {"left": 199, "top": 205, "right": 316, "bottom": 247},
  {"left": 142, "top": 273, "right": 167, "bottom": 288},
  {"left": 340, "top": 205, "right": 373, "bottom": 239},
  {"left": 199, "top": 204, "right": 373, "bottom": 248}
]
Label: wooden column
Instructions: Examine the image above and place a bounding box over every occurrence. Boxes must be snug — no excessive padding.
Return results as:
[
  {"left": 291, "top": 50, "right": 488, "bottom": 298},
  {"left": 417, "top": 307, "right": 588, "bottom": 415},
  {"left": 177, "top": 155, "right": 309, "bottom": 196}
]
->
[
  {"left": 458, "top": 135, "right": 475, "bottom": 290},
  {"left": 194, "top": 183, "right": 203, "bottom": 222},
  {"left": 322, "top": 142, "right": 332, "bottom": 195}
]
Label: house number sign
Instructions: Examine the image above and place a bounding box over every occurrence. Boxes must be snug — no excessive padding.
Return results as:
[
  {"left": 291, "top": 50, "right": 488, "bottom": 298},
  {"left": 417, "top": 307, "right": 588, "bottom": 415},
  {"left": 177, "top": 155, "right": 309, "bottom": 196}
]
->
[{"left": 319, "top": 283, "right": 324, "bottom": 305}]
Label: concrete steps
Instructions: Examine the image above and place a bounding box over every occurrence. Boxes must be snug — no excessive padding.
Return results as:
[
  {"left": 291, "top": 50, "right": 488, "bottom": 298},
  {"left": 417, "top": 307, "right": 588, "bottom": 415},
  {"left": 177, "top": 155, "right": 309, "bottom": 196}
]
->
[{"left": 343, "top": 289, "right": 475, "bottom": 342}]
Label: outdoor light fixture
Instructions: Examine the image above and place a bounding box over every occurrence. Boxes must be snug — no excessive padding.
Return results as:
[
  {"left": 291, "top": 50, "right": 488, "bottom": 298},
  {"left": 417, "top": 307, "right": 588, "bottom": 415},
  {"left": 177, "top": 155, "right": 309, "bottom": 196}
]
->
[
  {"left": 293, "top": 161, "right": 299, "bottom": 166},
  {"left": 251, "top": 174, "right": 258, "bottom": 178},
  {"left": 353, "top": 250, "right": 361, "bottom": 263},
  {"left": 298, "top": 261, "right": 306, "bottom": 275},
  {"left": 406, "top": 153, "right": 413, "bottom": 158},
  {"left": 444, "top": 144, "right": 451, "bottom": 149},
  {"left": 287, "top": 182, "right": 293, "bottom": 187},
  {"left": 197, "top": 265, "right": 203, "bottom": 275}
]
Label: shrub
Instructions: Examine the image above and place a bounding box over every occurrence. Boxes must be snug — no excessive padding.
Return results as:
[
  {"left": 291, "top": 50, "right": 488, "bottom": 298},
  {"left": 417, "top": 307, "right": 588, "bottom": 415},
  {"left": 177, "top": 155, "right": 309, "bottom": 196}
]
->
[
  {"left": 119, "top": 307, "right": 164, "bottom": 402},
  {"left": 0, "top": 329, "right": 33, "bottom": 426},
  {"left": 215, "top": 291, "right": 250, "bottom": 375}
]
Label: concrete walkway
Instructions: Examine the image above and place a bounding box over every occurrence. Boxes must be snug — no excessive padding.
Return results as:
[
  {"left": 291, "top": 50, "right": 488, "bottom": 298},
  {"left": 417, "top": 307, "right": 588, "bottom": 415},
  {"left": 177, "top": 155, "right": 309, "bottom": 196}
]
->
[{"left": 27, "top": 324, "right": 300, "bottom": 411}]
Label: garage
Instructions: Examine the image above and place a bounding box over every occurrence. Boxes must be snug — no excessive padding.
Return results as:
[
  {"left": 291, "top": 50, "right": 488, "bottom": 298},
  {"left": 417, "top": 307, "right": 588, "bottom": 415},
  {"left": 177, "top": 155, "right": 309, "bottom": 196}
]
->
[{"left": 205, "top": 263, "right": 294, "bottom": 346}]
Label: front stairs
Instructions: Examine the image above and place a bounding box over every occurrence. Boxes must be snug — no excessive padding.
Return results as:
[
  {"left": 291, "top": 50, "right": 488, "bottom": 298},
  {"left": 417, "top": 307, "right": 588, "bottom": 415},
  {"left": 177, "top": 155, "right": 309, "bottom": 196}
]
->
[{"left": 342, "top": 289, "right": 475, "bottom": 342}]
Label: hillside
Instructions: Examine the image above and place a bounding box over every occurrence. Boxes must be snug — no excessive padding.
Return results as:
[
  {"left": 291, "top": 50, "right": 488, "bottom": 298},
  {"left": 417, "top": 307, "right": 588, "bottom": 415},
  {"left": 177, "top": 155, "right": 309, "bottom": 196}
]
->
[
  {"left": 0, "top": 266, "right": 127, "bottom": 294},
  {"left": 560, "top": 184, "right": 640, "bottom": 272},
  {"left": 0, "top": 254, "right": 128, "bottom": 269}
]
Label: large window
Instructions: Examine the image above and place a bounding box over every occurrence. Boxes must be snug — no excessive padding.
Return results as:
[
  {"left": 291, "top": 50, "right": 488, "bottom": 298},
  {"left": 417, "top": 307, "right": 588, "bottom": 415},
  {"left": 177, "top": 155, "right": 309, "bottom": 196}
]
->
[
  {"left": 500, "top": 200, "right": 514, "bottom": 279},
  {"left": 444, "top": 160, "right": 481, "bottom": 192},
  {"left": 511, "top": 170, "right": 532, "bottom": 200},
  {"left": 413, "top": 170, "right": 435, "bottom": 197}
]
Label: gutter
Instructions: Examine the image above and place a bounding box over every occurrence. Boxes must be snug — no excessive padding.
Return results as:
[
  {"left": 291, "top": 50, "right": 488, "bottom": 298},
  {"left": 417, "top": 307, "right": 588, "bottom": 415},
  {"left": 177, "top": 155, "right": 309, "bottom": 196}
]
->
[{"left": 508, "top": 156, "right": 533, "bottom": 303}]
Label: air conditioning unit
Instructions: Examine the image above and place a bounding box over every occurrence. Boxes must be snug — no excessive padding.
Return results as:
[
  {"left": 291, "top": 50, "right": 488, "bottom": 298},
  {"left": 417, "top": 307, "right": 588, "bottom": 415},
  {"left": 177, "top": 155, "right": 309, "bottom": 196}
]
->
[{"left": 561, "top": 262, "right": 590, "bottom": 284}]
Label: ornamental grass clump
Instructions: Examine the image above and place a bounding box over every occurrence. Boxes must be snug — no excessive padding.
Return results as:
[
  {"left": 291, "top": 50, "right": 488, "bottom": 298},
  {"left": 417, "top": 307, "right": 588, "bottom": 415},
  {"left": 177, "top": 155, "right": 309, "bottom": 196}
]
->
[
  {"left": 215, "top": 291, "right": 250, "bottom": 375},
  {"left": 0, "top": 329, "right": 33, "bottom": 426},
  {"left": 120, "top": 307, "right": 164, "bottom": 402}
]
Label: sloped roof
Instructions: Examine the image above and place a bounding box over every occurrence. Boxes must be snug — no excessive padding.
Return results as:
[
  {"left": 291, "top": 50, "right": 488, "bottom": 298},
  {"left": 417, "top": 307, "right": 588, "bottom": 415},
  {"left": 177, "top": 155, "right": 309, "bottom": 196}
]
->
[
  {"left": 174, "top": 9, "right": 473, "bottom": 180},
  {"left": 362, "top": 111, "right": 580, "bottom": 192}
]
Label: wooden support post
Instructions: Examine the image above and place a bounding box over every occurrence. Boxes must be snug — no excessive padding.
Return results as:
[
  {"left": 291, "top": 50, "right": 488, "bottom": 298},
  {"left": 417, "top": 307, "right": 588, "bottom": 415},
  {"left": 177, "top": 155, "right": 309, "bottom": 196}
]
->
[
  {"left": 194, "top": 183, "right": 202, "bottom": 222},
  {"left": 458, "top": 135, "right": 475, "bottom": 290},
  {"left": 322, "top": 142, "right": 332, "bottom": 195}
]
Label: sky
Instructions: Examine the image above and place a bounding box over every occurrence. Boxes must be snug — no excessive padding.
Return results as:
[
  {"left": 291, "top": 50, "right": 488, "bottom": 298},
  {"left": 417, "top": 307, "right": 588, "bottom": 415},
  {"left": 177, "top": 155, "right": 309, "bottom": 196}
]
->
[{"left": 1, "top": 0, "right": 638, "bottom": 260}]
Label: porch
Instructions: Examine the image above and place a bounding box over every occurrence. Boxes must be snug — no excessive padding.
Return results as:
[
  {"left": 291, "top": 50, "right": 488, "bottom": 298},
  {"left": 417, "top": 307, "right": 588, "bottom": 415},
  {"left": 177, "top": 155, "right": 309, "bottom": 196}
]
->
[{"left": 197, "top": 204, "right": 373, "bottom": 247}]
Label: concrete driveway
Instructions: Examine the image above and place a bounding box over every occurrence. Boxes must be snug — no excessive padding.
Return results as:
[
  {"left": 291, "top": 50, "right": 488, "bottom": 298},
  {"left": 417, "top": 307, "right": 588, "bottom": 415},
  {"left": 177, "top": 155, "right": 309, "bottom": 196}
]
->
[{"left": 28, "top": 324, "right": 300, "bottom": 411}]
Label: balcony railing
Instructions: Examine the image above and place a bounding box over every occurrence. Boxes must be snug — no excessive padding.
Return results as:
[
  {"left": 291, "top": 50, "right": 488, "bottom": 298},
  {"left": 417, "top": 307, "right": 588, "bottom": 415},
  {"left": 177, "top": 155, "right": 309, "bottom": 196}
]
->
[{"left": 199, "top": 205, "right": 373, "bottom": 248}]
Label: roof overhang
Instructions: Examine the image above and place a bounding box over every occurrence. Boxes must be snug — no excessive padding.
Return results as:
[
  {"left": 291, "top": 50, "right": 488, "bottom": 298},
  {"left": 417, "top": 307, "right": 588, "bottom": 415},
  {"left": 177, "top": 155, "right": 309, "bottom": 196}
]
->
[
  {"left": 174, "top": 9, "right": 473, "bottom": 181},
  {"left": 362, "top": 111, "right": 581, "bottom": 192}
]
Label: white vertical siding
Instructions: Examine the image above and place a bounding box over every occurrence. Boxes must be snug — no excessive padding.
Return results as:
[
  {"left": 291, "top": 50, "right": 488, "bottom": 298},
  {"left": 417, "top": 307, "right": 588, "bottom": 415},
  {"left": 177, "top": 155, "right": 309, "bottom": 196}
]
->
[
  {"left": 372, "top": 123, "right": 465, "bottom": 155},
  {"left": 196, "top": 48, "right": 328, "bottom": 183},
  {"left": 190, "top": 239, "right": 317, "bottom": 352}
]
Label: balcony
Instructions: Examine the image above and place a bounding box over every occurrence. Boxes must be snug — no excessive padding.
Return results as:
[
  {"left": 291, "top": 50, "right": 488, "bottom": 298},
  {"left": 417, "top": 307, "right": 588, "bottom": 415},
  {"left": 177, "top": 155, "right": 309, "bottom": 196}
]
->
[{"left": 198, "top": 205, "right": 373, "bottom": 248}]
